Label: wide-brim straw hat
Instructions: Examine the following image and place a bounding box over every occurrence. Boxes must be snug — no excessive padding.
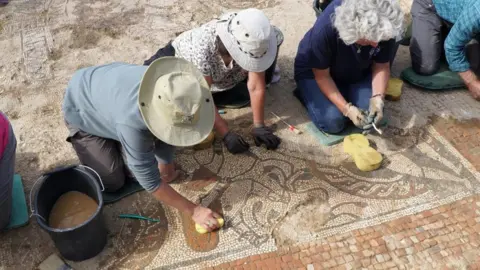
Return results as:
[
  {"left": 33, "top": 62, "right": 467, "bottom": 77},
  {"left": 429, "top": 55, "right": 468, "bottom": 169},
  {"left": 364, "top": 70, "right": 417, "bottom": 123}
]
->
[{"left": 138, "top": 57, "right": 215, "bottom": 147}]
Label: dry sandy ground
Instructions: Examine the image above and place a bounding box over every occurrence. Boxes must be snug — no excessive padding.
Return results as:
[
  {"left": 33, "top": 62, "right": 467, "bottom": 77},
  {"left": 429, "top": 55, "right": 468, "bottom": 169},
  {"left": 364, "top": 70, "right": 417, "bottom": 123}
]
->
[{"left": 0, "top": 0, "right": 414, "bottom": 182}]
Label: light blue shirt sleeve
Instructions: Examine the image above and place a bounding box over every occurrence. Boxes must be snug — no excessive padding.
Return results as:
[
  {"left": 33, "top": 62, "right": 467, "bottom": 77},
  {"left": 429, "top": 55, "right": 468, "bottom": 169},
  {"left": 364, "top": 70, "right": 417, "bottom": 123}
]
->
[
  {"left": 444, "top": 3, "right": 480, "bottom": 73},
  {"left": 116, "top": 124, "right": 161, "bottom": 192}
]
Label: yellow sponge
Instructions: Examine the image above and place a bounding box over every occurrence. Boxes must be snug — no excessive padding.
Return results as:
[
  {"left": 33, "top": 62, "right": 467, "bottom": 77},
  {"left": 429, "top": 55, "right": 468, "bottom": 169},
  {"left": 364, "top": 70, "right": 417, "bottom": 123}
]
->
[
  {"left": 343, "top": 134, "right": 369, "bottom": 155},
  {"left": 386, "top": 78, "right": 403, "bottom": 101},
  {"left": 195, "top": 218, "right": 225, "bottom": 234},
  {"left": 343, "top": 134, "right": 383, "bottom": 172}
]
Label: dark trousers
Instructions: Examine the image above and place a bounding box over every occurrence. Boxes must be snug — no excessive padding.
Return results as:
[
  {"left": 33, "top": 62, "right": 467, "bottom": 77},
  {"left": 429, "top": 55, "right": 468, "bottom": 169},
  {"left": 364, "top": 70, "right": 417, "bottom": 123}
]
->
[
  {"left": 66, "top": 124, "right": 174, "bottom": 193},
  {"left": 410, "top": 0, "right": 480, "bottom": 76},
  {"left": 67, "top": 130, "right": 130, "bottom": 193},
  {"left": 409, "top": 0, "right": 449, "bottom": 75}
]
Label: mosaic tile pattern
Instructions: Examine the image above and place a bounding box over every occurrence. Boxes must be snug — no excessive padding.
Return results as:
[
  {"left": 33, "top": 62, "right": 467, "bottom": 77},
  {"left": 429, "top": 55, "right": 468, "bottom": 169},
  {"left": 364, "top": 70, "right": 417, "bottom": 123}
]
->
[{"left": 65, "top": 121, "right": 479, "bottom": 269}]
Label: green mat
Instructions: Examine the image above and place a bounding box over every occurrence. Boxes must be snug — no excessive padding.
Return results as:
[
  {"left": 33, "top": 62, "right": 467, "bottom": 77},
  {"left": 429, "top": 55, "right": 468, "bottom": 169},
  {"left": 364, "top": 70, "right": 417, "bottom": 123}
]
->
[
  {"left": 102, "top": 180, "right": 144, "bottom": 205},
  {"left": 305, "top": 118, "right": 387, "bottom": 146},
  {"left": 5, "top": 174, "right": 29, "bottom": 230},
  {"left": 401, "top": 63, "right": 464, "bottom": 90}
]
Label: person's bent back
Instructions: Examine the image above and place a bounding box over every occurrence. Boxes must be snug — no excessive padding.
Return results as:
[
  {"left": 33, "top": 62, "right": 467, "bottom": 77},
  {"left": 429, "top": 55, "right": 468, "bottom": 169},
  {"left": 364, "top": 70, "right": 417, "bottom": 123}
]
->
[{"left": 62, "top": 58, "right": 223, "bottom": 232}]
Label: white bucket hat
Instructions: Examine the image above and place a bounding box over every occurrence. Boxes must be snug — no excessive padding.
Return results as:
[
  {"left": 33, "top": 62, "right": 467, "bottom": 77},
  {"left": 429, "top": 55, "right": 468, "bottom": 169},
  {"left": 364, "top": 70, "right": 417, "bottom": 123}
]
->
[
  {"left": 216, "top": 8, "right": 278, "bottom": 72},
  {"left": 138, "top": 57, "right": 215, "bottom": 147}
]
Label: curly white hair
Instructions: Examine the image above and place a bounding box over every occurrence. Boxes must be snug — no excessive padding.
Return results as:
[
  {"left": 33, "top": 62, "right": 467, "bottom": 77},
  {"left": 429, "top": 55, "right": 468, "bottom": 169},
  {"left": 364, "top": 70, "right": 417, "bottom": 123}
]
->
[{"left": 332, "top": 0, "right": 404, "bottom": 45}]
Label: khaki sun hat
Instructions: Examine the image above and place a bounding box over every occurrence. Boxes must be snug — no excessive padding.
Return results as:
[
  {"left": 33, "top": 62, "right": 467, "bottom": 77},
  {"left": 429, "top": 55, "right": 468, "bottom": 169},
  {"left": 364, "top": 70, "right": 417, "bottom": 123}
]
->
[
  {"left": 216, "top": 8, "right": 278, "bottom": 73},
  {"left": 138, "top": 57, "right": 215, "bottom": 147}
]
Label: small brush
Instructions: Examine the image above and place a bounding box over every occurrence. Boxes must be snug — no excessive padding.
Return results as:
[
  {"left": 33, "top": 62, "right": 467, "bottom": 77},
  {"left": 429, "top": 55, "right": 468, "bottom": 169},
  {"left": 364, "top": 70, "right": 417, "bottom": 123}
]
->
[{"left": 270, "top": 112, "right": 302, "bottom": 134}]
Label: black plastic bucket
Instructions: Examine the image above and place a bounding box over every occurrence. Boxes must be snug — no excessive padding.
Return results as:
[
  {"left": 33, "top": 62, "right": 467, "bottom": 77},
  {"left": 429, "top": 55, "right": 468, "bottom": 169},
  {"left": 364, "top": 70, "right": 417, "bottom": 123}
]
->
[{"left": 32, "top": 165, "right": 107, "bottom": 261}]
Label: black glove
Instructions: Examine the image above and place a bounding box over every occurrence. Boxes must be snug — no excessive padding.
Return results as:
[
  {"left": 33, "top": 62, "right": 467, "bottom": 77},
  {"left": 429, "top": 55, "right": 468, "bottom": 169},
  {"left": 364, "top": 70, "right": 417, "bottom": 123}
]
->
[
  {"left": 251, "top": 126, "right": 281, "bottom": 150},
  {"left": 223, "top": 131, "right": 249, "bottom": 154}
]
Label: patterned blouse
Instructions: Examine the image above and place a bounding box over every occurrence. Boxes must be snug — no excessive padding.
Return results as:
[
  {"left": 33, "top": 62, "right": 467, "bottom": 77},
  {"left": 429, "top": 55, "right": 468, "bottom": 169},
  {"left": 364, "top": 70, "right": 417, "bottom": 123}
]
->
[{"left": 172, "top": 13, "right": 249, "bottom": 92}]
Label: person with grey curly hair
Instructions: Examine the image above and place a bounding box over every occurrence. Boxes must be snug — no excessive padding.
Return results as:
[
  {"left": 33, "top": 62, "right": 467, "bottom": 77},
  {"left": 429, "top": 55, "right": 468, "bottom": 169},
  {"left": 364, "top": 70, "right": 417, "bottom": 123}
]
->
[{"left": 294, "top": 0, "right": 404, "bottom": 134}]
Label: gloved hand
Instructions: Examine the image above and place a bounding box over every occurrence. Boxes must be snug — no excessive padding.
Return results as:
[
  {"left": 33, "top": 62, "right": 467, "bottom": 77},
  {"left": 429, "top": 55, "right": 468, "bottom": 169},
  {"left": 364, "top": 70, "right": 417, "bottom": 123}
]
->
[
  {"left": 368, "top": 95, "right": 385, "bottom": 125},
  {"left": 344, "top": 103, "right": 370, "bottom": 129},
  {"left": 251, "top": 125, "right": 281, "bottom": 150},
  {"left": 223, "top": 131, "right": 249, "bottom": 154}
]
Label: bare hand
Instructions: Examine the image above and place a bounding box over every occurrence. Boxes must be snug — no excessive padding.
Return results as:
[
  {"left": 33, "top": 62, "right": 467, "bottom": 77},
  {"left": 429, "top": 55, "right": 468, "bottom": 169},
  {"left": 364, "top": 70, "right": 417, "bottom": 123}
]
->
[
  {"left": 192, "top": 205, "right": 222, "bottom": 232},
  {"left": 467, "top": 80, "right": 480, "bottom": 101}
]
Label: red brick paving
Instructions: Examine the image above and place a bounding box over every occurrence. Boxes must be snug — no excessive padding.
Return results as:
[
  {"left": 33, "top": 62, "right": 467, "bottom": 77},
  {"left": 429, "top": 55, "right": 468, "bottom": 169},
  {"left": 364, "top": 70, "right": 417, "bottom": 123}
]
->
[{"left": 433, "top": 117, "right": 480, "bottom": 171}]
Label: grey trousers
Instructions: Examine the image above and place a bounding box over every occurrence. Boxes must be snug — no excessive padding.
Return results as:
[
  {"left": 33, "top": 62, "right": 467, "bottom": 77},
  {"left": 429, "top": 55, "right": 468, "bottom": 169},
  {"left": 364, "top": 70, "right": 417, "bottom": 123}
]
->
[
  {"left": 409, "top": 0, "right": 448, "bottom": 75},
  {"left": 66, "top": 124, "right": 174, "bottom": 193},
  {"left": 67, "top": 129, "right": 131, "bottom": 193},
  {"left": 0, "top": 120, "right": 16, "bottom": 230}
]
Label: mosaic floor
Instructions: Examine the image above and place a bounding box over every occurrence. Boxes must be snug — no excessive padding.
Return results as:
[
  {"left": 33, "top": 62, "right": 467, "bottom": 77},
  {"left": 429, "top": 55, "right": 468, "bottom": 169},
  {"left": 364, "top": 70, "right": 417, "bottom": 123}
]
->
[
  {"left": 0, "top": 0, "right": 479, "bottom": 269},
  {"left": 65, "top": 107, "right": 479, "bottom": 269},
  {"left": 212, "top": 195, "right": 480, "bottom": 269}
]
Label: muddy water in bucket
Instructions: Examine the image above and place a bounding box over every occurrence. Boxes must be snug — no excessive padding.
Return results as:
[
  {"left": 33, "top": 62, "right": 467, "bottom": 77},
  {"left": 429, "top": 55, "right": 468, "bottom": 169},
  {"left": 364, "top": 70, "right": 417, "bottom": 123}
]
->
[
  {"left": 49, "top": 191, "right": 98, "bottom": 229},
  {"left": 35, "top": 165, "right": 107, "bottom": 261}
]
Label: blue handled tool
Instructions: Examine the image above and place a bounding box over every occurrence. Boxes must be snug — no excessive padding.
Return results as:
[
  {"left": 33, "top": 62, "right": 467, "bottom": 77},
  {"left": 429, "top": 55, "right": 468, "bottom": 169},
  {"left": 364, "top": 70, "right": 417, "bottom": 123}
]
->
[{"left": 118, "top": 214, "right": 160, "bottom": 223}]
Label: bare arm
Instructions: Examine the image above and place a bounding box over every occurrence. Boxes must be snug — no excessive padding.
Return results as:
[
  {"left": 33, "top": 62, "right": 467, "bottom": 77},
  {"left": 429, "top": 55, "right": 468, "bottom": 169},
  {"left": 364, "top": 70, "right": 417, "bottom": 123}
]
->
[
  {"left": 312, "top": 68, "right": 348, "bottom": 114},
  {"left": 460, "top": 70, "right": 480, "bottom": 100},
  {"left": 152, "top": 182, "right": 196, "bottom": 215},
  {"left": 247, "top": 72, "right": 267, "bottom": 126},
  {"left": 459, "top": 69, "right": 478, "bottom": 86},
  {"left": 205, "top": 76, "right": 229, "bottom": 137},
  {"left": 371, "top": 62, "right": 390, "bottom": 96}
]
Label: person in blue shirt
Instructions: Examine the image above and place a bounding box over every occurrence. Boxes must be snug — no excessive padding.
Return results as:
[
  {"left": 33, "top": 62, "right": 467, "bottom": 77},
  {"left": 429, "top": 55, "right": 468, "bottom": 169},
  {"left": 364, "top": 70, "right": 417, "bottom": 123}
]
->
[
  {"left": 294, "top": 0, "right": 404, "bottom": 134},
  {"left": 410, "top": 0, "right": 480, "bottom": 100},
  {"left": 63, "top": 57, "right": 222, "bottom": 232}
]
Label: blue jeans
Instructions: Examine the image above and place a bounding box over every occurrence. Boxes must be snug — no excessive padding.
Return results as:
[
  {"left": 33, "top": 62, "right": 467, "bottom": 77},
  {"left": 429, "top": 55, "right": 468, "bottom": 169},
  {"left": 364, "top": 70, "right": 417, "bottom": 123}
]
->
[{"left": 296, "top": 74, "right": 372, "bottom": 134}]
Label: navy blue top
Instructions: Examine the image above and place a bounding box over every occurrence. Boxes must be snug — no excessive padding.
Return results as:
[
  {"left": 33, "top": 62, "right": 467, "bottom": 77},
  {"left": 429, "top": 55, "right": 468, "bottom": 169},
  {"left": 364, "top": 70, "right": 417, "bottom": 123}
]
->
[{"left": 294, "top": 0, "right": 395, "bottom": 84}]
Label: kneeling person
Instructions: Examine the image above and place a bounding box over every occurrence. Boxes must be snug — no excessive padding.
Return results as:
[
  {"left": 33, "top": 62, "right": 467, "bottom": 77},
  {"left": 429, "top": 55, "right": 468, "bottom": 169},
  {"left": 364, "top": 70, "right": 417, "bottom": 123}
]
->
[
  {"left": 410, "top": 0, "right": 480, "bottom": 100},
  {"left": 294, "top": 0, "right": 403, "bottom": 133},
  {"left": 63, "top": 57, "right": 221, "bottom": 231},
  {"left": 0, "top": 111, "right": 16, "bottom": 230}
]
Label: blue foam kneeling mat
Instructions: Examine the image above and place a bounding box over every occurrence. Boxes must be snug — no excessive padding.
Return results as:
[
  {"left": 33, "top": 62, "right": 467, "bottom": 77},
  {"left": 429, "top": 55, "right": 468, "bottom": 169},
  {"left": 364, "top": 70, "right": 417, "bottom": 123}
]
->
[
  {"left": 6, "top": 174, "right": 29, "bottom": 230},
  {"left": 305, "top": 119, "right": 387, "bottom": 146}
]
